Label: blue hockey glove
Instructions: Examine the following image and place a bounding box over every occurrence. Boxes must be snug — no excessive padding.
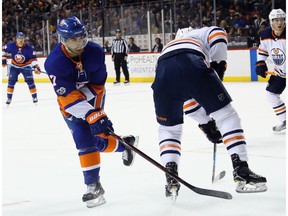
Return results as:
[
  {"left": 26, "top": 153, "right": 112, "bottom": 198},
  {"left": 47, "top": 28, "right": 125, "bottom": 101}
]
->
[
  {"left": 210, "top": 61, "right": 227, "bottom": 81},
  {"left": 255, "top": 61, "right": 267, "bottom": 78},
  {"left": 33, "top": 65, "right": 41, "bottom": 74},
  {"left": 85, "top": 108, "right": 114, "bottom": 136}
]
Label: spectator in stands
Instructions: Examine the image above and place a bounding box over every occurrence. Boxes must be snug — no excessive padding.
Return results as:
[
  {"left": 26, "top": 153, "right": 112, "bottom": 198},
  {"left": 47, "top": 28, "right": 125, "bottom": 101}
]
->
[
  {"left": 152, "top": 37, "right": 163, "bottom": 53},
  {"left": 236, "top": 27, "right": 246, "bottom": 37},
  {"left": 233, "top": 12, "right": 246, "bottom": 29},
  {"left": 103, "top": 40, "right": 111, "bottom": 53},
  {"left": 247, "top": 26, "right": 259, "bottom": 47},
  {"left": 254, "top": 13, "right": 266, "bottom": 29},
  {"left": 170, "top": 34, "right": 175, "bottom": 41},
  {"left": 227, "top": 26, "right": 237, "bottom": 38},
  {"left": 190, "top": 20, "right": 200, "bottom": 29},
  {"left": 128, "top": 37, "right": 140, "bottom": 52},
  {"left": 219, "top": 20, "right": 229, "bottom": 33}
]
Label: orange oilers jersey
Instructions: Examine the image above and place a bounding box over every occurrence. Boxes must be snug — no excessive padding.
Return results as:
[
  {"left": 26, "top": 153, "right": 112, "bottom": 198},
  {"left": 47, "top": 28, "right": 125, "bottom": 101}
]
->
[
  {"left": 257, "top": 26, "right": 286, "bottom": 75},
  {"left": 160, "top": 26, "right": 228, "bottom": 63},
  {"left": 2, "top": 42, "right": 38, "bottom": 68},
  {"left": 44, "top": 41, "right": 108, "bottom": 119}
]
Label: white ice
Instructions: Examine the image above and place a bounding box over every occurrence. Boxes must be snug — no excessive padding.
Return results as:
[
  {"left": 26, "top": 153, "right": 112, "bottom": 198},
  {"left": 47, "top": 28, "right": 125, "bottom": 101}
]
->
[{"left": 2, "top": 82, "right": 286, "bottom": 216}]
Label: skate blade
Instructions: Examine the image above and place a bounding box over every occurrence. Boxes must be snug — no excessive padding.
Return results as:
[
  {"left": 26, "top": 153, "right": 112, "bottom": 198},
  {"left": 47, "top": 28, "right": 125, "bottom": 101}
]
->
[
  {"left": 168, "top": 187, "right": 178, "bottom": 205},
  {"left": 86, "top": 195, "right": 106, "bottom": 208},
  {"left": 273, "top": 129, "right": 286, "bottom": 135},
  {"left": 236, "top": 181, "right": 267, "bottom": 193}
]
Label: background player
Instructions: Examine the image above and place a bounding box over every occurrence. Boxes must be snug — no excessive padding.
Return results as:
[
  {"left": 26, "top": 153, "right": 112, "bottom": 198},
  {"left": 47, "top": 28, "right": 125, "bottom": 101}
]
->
[
  {"left": 2, "top": 32, "right": 41, "bottom": 105},
  {"left": 151, "top": 26, "right": 267, "bottom": 199},
  {"left": 255, "top": 9, "right": 286, "bottom": 133},
  {"left": 44, "top": 16, "right": 139, "bottom": 208}
]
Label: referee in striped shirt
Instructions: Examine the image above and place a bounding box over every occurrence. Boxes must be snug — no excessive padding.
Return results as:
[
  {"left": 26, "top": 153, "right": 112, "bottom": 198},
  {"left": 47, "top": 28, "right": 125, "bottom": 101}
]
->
[{"left": 111, "top": 29, "right": 130, "bottom": 85}]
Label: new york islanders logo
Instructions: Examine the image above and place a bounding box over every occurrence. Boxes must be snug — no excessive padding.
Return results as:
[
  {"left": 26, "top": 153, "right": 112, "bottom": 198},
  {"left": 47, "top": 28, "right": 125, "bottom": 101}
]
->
[
  {"left": 271, "top": 48, "right": 285, "bottom": 66},
  {"left": 14, "top": 54, "right": 25, "bottom": 64}
]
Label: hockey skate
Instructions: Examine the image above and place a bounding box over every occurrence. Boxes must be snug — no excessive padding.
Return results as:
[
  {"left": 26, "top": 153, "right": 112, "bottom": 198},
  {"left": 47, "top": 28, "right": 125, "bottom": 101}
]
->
[
  {"left": 198, "top": 119, "right": 222, "bottom": 144},
  {"left": 33, "top": 97, "right": 38, "bottom": 104},
  {"left": 82, "top": 181, "right": 106, "bottom": 208},
  {"left": 6, "top": 99, "right": 11, "bottom": 106},
  {"left": 113, "top": 81, "right": 120, "bottom": 86},
  {"left": 124, "top": 80, "right": 130, "bottom": 85},
  {"left": 273, "top": 120, "right": 286, "bottom": 134},
  {"left": 232, "top": 154, "right": 267, "bottom": 193},
  {"left": 122, "top": 135, "right": 139, "bottom": 166},
  {"left": 165, "top": 162, "right": 180, "bottom": 204}
]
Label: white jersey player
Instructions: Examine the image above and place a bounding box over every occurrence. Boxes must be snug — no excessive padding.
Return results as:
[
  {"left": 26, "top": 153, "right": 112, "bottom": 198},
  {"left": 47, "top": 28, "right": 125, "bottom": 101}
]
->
[
  {"left": 179, "top": 27, "right": 229, "bottom": 145},
  {"left": 256, "top": 9, "right": 286, "bottom": 133},
  {"left": 151, "top": 26, "right": 267, "bottom": 200}
]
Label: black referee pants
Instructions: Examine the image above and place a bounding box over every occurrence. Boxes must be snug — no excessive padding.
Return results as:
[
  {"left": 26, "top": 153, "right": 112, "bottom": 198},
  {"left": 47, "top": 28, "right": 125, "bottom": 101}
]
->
[{"left": 114, "top": 53, "right": 129, "bottom": 82}]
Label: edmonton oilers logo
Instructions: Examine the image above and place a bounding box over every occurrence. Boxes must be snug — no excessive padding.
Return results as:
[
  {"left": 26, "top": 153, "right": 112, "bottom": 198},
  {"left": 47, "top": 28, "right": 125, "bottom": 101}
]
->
[
  {"left": 14, "top": 54, "right": 25, "bottom": 64},
  {"left": 271, "top": 48, "right": 285, "bottom": 65}
]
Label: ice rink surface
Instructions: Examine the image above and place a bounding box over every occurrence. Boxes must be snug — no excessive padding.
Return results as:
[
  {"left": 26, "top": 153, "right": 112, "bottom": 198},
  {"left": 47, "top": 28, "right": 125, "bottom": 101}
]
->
[{"left": 2, "top": 82, "right": 286, "bottom": 216}]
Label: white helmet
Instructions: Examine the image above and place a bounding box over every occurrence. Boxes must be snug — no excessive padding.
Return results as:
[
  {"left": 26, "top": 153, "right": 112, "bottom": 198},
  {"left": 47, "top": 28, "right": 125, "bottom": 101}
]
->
[
  {"left": 175, "top": 27, "right": 194, "bottom": 39},
  {"left": 269, "top": 9, "right": 286, "bottom": 24}
]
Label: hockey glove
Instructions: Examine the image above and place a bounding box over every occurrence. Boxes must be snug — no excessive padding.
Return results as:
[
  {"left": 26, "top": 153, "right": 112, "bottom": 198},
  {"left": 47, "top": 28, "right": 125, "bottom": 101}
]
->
[
  {"left": 255, "top": 61, "right": 267, "bottom": 78},
  {"left": 198, "top": 119, "right": 222, "bottom": 144},
  {"left": 86, "top": 108, "right": 114, "bottom": 136},
  {"left": 33, "top": 65, "right": 41, "bottom": 74},
  {"left": 210, "top": 61, "right": 227, "bottom": 81}
]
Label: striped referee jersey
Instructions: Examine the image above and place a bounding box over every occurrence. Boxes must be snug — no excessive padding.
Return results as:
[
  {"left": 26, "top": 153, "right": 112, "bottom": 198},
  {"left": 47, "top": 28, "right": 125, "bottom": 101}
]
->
[{"left": 111, "top": 38, "right": 129, "bottom": 56}]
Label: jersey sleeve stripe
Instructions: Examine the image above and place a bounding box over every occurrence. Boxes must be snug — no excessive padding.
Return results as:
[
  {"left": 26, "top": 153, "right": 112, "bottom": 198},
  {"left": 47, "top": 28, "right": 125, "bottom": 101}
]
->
[
  {"left": 88, "top": 84, "right": 106, "bottom": 108},
  {"left": 210, "top": 38, "right": 227, "bottom": 48},
  {"left": 208, "top": 31, "right": 228, "bottom": 42},
  {"left": 257, "top": 48, "right": 268, "bottom": 54},
  {"left": 58, "top": 90, "right": 86, "bottom": 110}
]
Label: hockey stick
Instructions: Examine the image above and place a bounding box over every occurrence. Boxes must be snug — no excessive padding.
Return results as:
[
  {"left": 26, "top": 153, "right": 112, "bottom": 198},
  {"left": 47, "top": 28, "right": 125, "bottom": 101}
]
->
[
  {"left": 212, "top": 143, "right": 226, "bottom": 183},
  {"left": 109, "top": 129, "right": 232, "bottom": 200}
]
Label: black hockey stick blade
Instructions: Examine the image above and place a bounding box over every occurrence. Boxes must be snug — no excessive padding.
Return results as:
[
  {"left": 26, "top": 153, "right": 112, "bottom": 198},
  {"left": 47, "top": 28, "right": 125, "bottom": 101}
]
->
[{"left": 109, "top": 129, "right": 233, "bottom": 200}]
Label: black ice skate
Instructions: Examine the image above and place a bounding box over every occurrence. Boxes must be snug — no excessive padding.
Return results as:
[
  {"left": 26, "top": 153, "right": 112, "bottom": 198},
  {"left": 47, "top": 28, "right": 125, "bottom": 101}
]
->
[
  {"left": 113, "top": 81, "right": 120, "bottom": 86},
  {"left": 232, "top": 154, "right": 267, "bottom": 193},
  {"left": 165, "top": 162, "right": 180, "bottom": 204},
  {"left": 6, "top": 99, "right": 11, "bottom": 106},
  {"left": 122, "top": 135, "right": 139, "bottom": 166},
  {"left": 124, "top": 80, "right": 130, "bottom": 85},
  {"left": 33, "top": 97, "right": 38, "bottom": 104},
  {"left": 82, "top": 181, "right": 106, "bottom": 208},
  {"left": 273, "top": 120, "right": 286, "bottom": 134},
  {"left": 198, "top": 119, "right": 222, "bottom": 144}
]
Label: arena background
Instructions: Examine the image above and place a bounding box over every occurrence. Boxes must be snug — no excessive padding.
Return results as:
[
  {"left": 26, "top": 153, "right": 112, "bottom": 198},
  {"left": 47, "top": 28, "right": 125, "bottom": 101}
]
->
[{"left": 2, "top": 0, "right": 286, "bottom": 83}]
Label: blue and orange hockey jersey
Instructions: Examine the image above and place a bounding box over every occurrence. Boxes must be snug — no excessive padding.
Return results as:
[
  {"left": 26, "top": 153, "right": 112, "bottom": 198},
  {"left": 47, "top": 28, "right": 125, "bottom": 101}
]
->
[
  {"left": 44, "top": 41, "right": 107, "bottom": 119},
  {"left": 2, "top": 42, "right": 39, "bottom": 68}
]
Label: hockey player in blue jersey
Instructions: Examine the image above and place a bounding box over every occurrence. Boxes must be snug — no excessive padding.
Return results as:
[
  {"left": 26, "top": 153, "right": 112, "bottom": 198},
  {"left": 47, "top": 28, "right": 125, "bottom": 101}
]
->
[
  {"left": 2, "top": 32, "right": 41, "bottom": 105},
  {"left": 151, "top": 26, "right": 267, "bottom": 199},
  {"left": 256, "top": 9, "right": 286, "bottom": 133},
  {"left": 44, "top": 16, "right": 139, "bottom": 208}
]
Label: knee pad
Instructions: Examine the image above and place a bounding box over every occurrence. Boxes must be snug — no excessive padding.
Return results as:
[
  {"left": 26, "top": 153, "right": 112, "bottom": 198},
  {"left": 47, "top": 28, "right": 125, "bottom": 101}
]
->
[
  {"left": 159, "top": 124, "right": 183, "bottom": 142},
  {"left": 8, "top": 79, "right": 17, "bottom": 87},
  {"left": 266, "top": 91, "right": 283, "bottom": 107},
  {"left": 210, "top": 104, "right": 241, "bottom": 134}
]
